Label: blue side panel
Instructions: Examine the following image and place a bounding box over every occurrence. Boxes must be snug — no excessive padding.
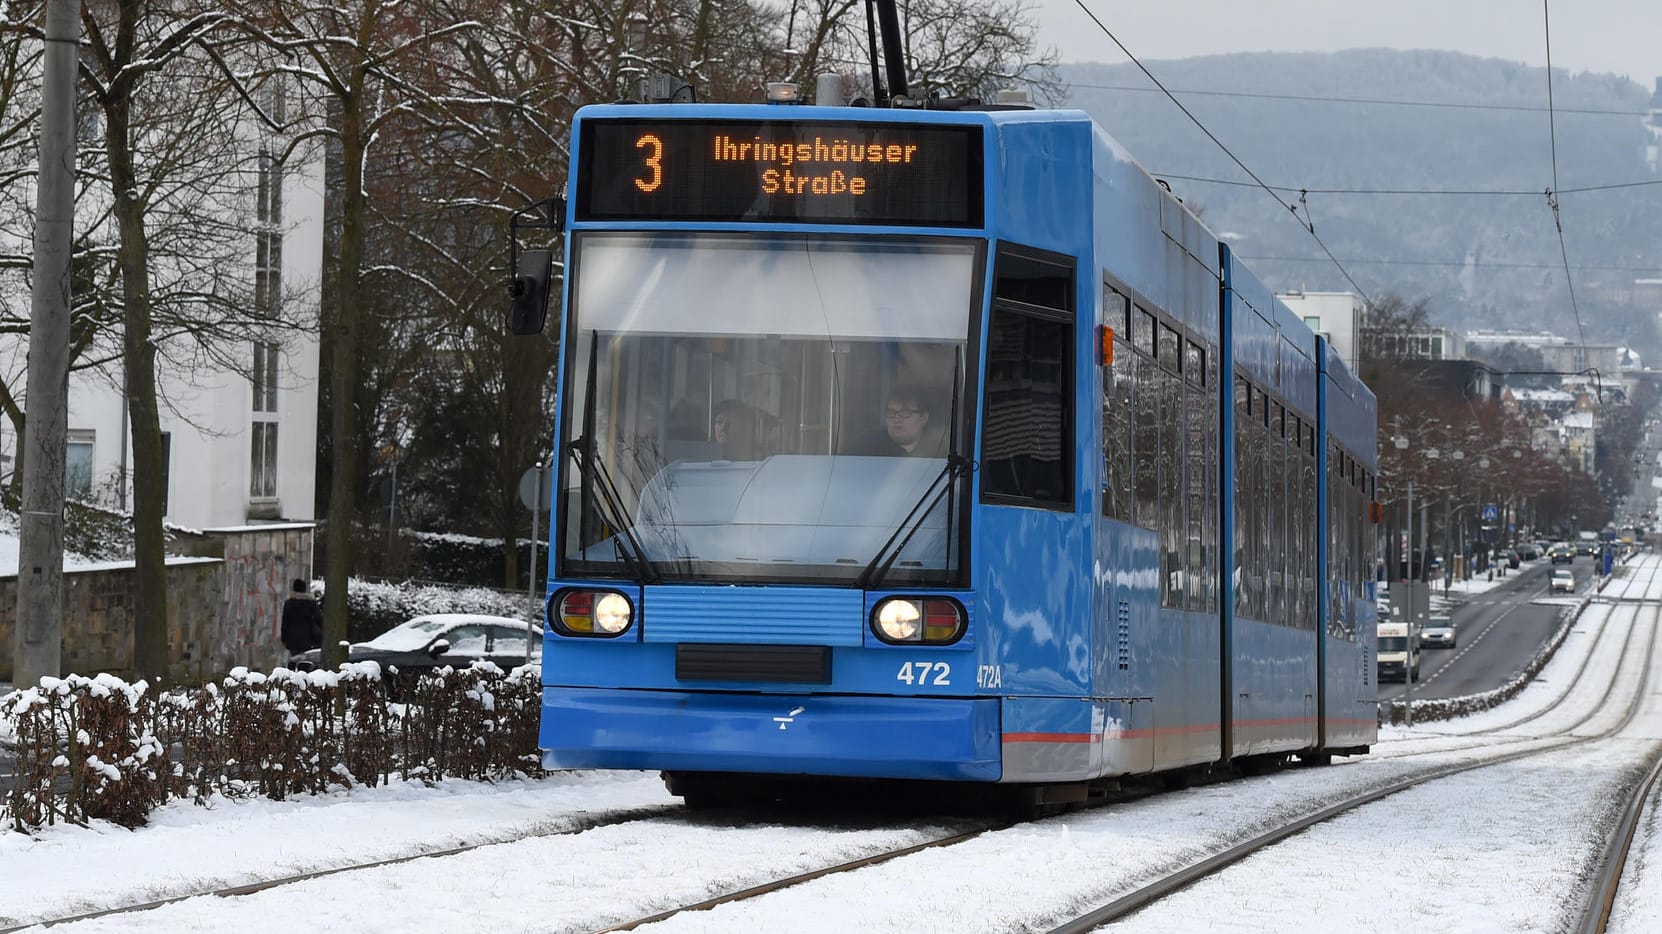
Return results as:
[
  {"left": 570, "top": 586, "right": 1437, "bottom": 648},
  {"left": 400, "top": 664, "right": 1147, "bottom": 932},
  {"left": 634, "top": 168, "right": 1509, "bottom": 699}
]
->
[
  {"left": 1232, "top": 617, "right": 1316, "bottom": 753},
  {"left": 976, "top": 508, "right": 1093, "bottom": 695},
  {"left": 541, "top": 688, "right": 1002, "bottom": 780},
  {"left": 642, "top": 585, "right": 865, "bottom": 645},
  {"left": 993, "top": 118, "right": 1093, "bottom": 253},
  {"left": 1218, "top": 244, "right": 1238, "bottom": 758},
  {"left": 1090, "top": 124, "right": 1171, "bottom": 746},
  {"left": 976, "top": 117, "right": 1096, "bottom": 704}
]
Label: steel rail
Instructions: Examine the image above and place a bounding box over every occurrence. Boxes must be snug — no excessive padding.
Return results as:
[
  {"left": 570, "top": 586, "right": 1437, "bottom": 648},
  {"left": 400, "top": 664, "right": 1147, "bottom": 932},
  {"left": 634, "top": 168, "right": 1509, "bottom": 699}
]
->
[
  {"left": 1046, "top": 582, "right": 1662, "bottom": 934},
  {"left": 1576, "top": 599, "right": 1662, "bottom": 934},
  {"left": 1577, "top": 742, "right": 1662, "bottom": 934},
  {"left": 592, "top": 822, "right": 1006, "bottom": 932},
  {"left": 0, "top": 804, "right": 685, "bottom": 933},
  {"left": 1366, "top": 559, "right": 1660, "bottom": 763}
]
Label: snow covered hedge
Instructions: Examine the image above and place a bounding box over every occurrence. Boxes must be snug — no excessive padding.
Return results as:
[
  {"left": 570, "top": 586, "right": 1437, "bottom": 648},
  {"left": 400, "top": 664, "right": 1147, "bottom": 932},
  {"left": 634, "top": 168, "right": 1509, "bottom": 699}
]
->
[
  {"left": 1, "top": 662, "right": 543, "bottom": 833},
  {"left": 342, "top": 577, "right": 542, "bottom": 644}
]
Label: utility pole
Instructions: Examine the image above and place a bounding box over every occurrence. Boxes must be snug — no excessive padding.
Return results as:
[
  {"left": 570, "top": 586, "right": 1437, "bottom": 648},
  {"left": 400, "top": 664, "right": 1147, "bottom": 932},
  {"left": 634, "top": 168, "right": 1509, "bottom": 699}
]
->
[{"left": 12, "top": 0, "right": 77, "bottom": 689}]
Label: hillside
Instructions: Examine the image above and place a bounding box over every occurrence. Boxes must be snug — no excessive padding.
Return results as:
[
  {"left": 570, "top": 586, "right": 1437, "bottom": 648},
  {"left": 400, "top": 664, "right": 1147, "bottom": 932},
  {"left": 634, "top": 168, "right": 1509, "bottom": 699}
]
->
[{"left": 1060, "top": 50, "right": 1662, "bottom": 354}]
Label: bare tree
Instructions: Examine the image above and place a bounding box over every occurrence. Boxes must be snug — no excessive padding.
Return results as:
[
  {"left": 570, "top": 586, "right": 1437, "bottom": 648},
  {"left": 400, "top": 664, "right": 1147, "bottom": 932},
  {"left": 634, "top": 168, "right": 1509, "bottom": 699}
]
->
[
  {"left": 230, "top": 0, "right": 493, "bottom": 665},
  {"left": 77, "top": 1, "right": 265, "bottom": 679}
]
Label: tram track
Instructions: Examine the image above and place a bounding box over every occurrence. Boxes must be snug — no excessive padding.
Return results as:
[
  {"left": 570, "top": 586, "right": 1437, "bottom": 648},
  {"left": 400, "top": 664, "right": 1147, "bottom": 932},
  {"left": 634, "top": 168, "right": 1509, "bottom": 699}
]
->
[
  {"left": 1579, "top": 741, "right": 1662, "bottom": 934},
  {"left": 1364, "top": 558, "right": 1661, "bottom": 765},
  {"left": 1043, "top": 581, "right": 1662, "bottom": 934},
  {"left": 0, "top": 803, "right": 687, "bottom": 933},
  {"left": 19, "top": 568, "right": 1658, "bottom": 933}
]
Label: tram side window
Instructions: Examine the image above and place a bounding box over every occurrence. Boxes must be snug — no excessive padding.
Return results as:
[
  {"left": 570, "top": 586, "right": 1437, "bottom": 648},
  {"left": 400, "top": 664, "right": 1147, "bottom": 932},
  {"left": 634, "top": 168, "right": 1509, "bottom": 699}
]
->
[
  {"left": 982, "top": 308, "right": 1073, "bottom": 505},
  {"left": 1133, "top": 309, "right": 1159, "bottom": 529},
  {"left": 1206, "top": 351, "right": 1220, "bottom": 612},
  {"left": 1327, "top": 440, "right": 1345, "bottom": 638},
  {"left": 1184, "top": 340, "right": 1206, "bottom": 613},
  {"left": 1158, "top": 324, "right": 1184, "bottom": 608},
  {"left": 1101, "top": 284, "right": 1133, "bottom": 522},
  {"left": 1233, "top": 376, "right": 1251, "bottom": 620}
]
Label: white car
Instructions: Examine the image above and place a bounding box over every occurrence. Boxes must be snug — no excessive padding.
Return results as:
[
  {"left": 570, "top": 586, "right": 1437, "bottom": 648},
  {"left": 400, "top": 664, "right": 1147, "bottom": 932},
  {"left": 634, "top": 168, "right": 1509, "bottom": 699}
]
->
[
  {"left": 1421, "top": 615, "right": 1456, "bottom": 649},
  {"left": 1550, "top": 569, "right": 1576, "bottom": 593}
]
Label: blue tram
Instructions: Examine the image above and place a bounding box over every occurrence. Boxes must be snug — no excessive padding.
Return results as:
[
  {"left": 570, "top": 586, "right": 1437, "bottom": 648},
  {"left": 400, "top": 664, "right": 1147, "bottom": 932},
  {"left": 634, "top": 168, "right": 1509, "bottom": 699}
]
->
[{"left": 532, "top": 95, "right": 1379, "bottom": 803}]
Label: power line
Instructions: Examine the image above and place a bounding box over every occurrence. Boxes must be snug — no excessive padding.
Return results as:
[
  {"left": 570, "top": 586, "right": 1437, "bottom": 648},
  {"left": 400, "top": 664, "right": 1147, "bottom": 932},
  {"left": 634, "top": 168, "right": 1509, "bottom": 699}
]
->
[
  {"left": 1542, "top": 0, "right": 1590, "bottom": 370},
  {"left": 1155, "top": 172, "right": 1662, "bottom": 198},
  {"left": 1066, "top": 1, "right": 1375, "bottom": 306},
  {"left": 1067, "top": 81, "right": 1653, "bottom": 118},
  {"left": 1239, "top": 254, "right": 1661, "bottom": 274}
]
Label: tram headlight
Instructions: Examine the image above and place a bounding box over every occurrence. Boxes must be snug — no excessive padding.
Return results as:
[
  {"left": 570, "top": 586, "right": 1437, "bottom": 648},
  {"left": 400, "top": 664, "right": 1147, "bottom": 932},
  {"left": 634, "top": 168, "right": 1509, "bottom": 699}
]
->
[
  {"left": 875, "top": 599, "right": 923, "bottom": 641},
  {"left": 554, "top": 589, "right": 634, "bottom": 637},
  {"left": 872, "top": 598, "right": 965, "bottom": 645},
  {"left": 593, "top": 592, "right": 633, "bottom": 634}
]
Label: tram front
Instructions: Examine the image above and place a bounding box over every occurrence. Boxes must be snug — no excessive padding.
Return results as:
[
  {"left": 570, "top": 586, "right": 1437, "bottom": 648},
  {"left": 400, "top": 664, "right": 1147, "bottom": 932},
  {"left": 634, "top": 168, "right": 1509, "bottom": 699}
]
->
[{"left": 539, "top": 108, "right": 998, "bottom": 788}]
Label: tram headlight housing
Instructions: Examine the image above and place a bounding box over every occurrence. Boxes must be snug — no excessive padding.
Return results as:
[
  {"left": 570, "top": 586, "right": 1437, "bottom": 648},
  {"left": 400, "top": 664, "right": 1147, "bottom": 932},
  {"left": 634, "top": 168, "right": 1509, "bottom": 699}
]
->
[
  {"left": 553, "top": 589, "right": 634, "bottom": 637},
  {"left": 871, "top": 598, "right": 965, "bottom": 645}
]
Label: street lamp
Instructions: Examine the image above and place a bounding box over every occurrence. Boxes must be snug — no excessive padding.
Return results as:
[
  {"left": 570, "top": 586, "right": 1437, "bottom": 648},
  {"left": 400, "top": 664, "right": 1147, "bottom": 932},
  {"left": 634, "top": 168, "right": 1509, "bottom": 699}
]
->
[{"left": 1394, "top": 434, "right": 1415, "bottom": 728}]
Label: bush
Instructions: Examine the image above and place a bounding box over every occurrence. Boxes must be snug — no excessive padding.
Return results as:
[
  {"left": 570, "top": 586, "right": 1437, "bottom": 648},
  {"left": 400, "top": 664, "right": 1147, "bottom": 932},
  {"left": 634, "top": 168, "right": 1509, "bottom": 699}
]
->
[
  {"left": 341, "top": 578, "right": 543, "bottom": 644},
  {"left": 3, "top": 663, "right": 544, "bottom": 833}
]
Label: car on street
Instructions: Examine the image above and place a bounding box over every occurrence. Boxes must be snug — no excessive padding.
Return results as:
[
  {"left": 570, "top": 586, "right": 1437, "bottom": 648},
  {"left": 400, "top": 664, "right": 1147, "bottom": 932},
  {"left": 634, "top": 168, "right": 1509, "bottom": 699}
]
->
[
  {"left": 291, "top": 613, "right": 540, "bottom": 678},
  {"left": 1549, "top": 544, "right": 1574, "bottom": 564},
  {"left": 1550, "top": 569, "right": 1576, "bottom": 593},
  {"left": 1421, "top": 615, "right": 1457, "bottom": 649}
]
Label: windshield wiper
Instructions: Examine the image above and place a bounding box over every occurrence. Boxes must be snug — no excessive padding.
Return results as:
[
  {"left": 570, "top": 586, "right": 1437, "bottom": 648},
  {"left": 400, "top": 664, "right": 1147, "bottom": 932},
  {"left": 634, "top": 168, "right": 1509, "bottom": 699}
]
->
[
  {"left": 569, "top": 334, "right": 658, "bottom": 584},
  {"left": 567, "top": 438, "right": 658, "bottom": 583},
  {"left": 856, "top": 454, "right": 973, "bottom": 590},
  {"left": 857, "top": 350, "right": 970, "bottom": 591}
]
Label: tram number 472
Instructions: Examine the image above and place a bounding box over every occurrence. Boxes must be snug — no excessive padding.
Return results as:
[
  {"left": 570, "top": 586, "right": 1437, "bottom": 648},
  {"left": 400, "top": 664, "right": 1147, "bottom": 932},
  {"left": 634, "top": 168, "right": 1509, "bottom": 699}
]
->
[{"left": 895, "top": 661, "right": 950, "bottom": 686}]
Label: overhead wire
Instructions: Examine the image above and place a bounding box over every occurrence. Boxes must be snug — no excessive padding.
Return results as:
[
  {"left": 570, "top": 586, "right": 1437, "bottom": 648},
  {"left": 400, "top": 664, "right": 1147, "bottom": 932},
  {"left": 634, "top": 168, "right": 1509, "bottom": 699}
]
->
[
  {"left": 1065, "top": 0, "right": 1375, "bottom": 306},
  {"left": 1239, "top": 255, "right": 1662, "bottom": 274},
  {"left": 1067, "top": 81, "right": 1654, "bottom": 118},
  {"left": 1542, "top": 0, "right": 1591, "bottom": 370},
  {"left": 1152, "top": 172, "right": 1662, "bottom": 198}
]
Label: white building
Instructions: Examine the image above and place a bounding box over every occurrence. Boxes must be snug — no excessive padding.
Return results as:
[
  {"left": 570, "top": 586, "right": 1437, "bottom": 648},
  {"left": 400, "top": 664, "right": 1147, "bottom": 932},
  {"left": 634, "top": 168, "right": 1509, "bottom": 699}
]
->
[
  {"left": 1, "top": 92, "right": 322, "bottom": 530},
  {"left": 1277, "top": 289, "right": 1362, "bottom": 373}
]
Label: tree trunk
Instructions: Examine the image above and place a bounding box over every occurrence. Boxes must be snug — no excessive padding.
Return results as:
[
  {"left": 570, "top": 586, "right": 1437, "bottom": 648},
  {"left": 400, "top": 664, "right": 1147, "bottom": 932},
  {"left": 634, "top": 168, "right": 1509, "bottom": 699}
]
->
[
  {"left": 323, "top": 89, "right": 366, "bottom": 668},
  {"left": 103, "top": 12, "right": 170, "bottom": 683}
]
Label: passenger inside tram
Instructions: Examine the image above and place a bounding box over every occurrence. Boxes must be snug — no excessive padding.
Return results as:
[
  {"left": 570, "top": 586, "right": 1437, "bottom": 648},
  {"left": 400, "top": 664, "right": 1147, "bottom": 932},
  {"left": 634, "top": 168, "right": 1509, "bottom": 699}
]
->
[{"left": 848, "top": 385, "right": 946, "bottom": 457}]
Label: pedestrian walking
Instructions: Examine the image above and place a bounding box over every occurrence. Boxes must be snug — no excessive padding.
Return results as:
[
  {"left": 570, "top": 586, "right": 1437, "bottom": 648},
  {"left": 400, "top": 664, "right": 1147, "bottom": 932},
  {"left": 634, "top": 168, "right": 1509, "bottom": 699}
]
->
[{"left": 280, "top": 578, "right": 323, "bottom": 658}]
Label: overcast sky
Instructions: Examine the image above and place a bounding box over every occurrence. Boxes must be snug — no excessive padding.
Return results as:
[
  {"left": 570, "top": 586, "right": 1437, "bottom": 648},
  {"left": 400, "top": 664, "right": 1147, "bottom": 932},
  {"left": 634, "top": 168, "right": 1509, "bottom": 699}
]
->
[{"left": 1038, "top": 0, "right": 1662, "bottom": 88}]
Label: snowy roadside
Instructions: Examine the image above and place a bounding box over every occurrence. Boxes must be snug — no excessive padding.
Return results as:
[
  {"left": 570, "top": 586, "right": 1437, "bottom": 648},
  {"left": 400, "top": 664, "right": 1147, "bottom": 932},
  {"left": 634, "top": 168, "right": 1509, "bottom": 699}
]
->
[{"left": 0, "top": 771, "right": 678, "bottom": 928}]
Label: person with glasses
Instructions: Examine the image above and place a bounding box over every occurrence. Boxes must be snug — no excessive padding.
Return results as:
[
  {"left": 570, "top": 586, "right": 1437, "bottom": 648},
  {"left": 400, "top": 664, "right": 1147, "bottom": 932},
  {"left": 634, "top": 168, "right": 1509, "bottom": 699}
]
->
[{"left": 854, "top": 385, "right": 938, "bottom": 456}]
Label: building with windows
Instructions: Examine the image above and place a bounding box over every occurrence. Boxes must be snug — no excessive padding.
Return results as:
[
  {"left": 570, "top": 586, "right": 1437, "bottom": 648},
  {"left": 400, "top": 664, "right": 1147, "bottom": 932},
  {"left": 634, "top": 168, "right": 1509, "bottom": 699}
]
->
[
  {"left": 0, "top": 91, "right": 321, "bottom": 530},
  {"left": 1277, "top": 289, "right": 1362, "bottom": 373}
]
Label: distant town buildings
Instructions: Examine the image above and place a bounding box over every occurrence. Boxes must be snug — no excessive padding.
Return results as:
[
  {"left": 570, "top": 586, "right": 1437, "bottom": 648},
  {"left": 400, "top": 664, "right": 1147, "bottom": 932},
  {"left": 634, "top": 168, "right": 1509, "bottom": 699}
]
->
[{"left": 1276, "top": 289, "right": 1362, "bottom": 373}]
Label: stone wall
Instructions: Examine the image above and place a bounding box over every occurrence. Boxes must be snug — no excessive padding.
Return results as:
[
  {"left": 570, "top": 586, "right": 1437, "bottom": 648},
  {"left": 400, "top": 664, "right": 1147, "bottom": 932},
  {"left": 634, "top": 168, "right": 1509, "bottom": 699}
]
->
[
  {"left": 206, "top": 523, "right": 314, "bottom": 674},
  {"left": 0, "top": 523, "right": 314, "bottom": 685},
  {"left": 0, "top": 559, "right": 221, "bottom": 684}
]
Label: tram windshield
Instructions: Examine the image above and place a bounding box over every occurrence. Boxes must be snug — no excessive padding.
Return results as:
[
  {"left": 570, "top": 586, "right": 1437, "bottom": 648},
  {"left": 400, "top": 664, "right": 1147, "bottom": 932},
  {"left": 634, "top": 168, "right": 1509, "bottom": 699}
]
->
[{"left": 559, "top": 232, "right": 981, "bottom": 585}]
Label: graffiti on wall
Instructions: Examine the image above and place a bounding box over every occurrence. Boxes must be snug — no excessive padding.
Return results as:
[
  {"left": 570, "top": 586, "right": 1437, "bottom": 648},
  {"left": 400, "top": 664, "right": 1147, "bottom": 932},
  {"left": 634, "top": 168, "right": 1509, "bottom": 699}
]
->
[{"left": 216, "top": 527, "right": 313, "bottom": 671}]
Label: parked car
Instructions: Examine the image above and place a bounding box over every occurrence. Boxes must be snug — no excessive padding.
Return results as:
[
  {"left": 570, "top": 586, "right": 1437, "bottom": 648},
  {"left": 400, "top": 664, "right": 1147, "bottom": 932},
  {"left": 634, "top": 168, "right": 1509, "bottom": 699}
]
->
[
  {"left": 1550, "top": 569, "right": 1576, "bottom": 593},
  {"left": 291, "top": 613, "right": 540, "bottom": 678},
  {"left": 1421, "top": 615, "right": 1457, "bottom": 649},
  {"left": 1515, "top": 543, "right": 1540, "bottom": 561}
]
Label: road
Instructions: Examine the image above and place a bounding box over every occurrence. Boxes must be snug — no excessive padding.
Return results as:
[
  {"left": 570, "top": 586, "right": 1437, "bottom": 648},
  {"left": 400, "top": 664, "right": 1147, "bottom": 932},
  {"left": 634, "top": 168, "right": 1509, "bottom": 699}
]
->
[{"left": 1377, "top": 556, "right": 1601, "bottom": 702}]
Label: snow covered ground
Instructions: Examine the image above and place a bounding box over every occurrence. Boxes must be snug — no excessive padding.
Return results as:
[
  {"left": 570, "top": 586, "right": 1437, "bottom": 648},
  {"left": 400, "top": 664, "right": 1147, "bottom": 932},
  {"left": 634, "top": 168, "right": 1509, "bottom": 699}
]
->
[{"left": 3, "top": 558, "right": 1658, "bottom": 933}]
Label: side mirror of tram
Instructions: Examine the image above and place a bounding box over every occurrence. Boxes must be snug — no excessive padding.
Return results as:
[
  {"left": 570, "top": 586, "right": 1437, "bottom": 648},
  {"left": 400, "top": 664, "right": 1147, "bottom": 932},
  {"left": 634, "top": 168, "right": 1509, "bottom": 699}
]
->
[{"left": 510, "top": 249, "right": 555, "bottom": 335}]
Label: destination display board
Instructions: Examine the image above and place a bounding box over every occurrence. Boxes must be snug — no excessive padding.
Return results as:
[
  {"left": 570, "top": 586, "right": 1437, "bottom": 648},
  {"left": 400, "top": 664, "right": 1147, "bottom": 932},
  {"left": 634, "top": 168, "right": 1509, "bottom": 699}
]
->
[{"left": 576, "top": 119, "right": 983, "bottom": 227}]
